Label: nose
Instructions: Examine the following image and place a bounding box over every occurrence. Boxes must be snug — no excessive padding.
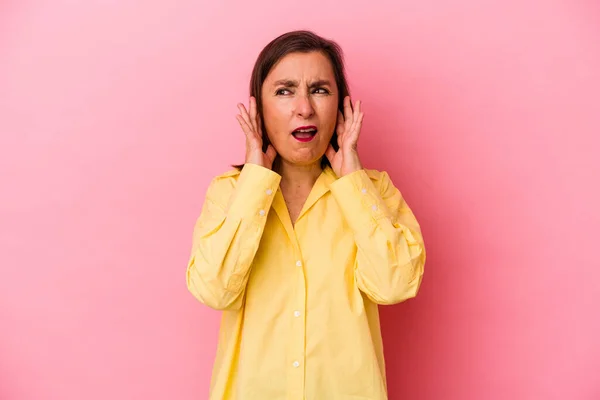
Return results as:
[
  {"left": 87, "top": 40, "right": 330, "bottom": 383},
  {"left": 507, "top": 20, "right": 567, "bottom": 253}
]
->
[{"left": 293, "top": 94, "right": 315, "bottom": 119}]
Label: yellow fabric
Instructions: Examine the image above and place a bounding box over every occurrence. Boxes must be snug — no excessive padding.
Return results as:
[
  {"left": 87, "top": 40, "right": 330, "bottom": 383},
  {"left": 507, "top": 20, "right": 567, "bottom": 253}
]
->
[{"left": 186, "top": 163, "right": 426, "bottom": 400}]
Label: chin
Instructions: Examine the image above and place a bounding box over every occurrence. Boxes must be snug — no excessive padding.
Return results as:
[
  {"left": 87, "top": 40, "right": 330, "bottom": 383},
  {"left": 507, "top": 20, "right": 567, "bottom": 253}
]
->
[{"left": 282, "top": 152, "right": 325, "bottom": 167}]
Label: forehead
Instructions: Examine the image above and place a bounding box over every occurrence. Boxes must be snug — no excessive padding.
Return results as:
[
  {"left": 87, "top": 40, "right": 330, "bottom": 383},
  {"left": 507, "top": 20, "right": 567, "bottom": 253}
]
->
[{"left": 265, "top": 51, "right": 335, "bottom": 84}]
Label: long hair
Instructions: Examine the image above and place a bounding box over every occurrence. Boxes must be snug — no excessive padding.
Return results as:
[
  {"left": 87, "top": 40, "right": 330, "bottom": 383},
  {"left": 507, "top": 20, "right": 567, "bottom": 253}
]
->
[{"left": 233, "top": 30, "right": 351, "bottom": 170}]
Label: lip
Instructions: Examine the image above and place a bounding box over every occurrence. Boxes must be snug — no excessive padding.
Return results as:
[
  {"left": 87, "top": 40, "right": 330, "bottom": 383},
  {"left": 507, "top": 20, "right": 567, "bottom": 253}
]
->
[
  {"left": 293, "top": 125, "right": 317, "bottom": 131},
  {"left": 292, "top": 125, "right": 318, "bottom": 143}
]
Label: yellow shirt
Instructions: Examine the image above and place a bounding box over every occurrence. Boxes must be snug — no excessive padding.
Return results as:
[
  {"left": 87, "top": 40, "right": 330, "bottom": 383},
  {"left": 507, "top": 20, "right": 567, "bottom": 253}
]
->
[{"left": 186, "top": 163, "right": 426, "bottom": 400}]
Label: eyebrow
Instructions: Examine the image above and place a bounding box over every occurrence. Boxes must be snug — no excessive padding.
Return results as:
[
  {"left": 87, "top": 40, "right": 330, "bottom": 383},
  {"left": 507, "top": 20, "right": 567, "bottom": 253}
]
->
[{"left": 273, "top": 79, "right": 332, "bottom": 88}]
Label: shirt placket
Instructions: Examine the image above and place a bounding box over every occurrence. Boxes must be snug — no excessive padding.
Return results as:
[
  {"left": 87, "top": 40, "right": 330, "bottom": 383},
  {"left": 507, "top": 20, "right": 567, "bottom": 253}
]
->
[
  {"left": 271, "top": 190, "right": 309, "bottom": 399},
  {"left": 287, "top": 238, "right": 307, "bottom": 400}
]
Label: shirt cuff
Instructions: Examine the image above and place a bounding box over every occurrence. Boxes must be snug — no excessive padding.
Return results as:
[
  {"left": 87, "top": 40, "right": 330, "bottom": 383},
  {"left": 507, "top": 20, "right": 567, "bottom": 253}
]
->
[
  {"left": 227, "top": 163, "right": 281, "bottom": 221},
  {"left": 329, "top": 169, "right": 392, "bottom": 232}
]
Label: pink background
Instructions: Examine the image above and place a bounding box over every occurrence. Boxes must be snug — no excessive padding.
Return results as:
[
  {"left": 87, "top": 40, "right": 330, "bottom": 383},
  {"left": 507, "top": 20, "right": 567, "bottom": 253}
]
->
[{"left": 1, "top": 1, "right": 599, "bottom": 399}]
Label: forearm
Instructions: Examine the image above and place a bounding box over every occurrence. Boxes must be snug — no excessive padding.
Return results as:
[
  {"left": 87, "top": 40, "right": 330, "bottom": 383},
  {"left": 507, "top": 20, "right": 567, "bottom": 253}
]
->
[
  {"left": 330, "top": 169, "right": 426, "bottom": 305},
  {"left": 186, "top": 163, "right": 281, "bottom": 310}
]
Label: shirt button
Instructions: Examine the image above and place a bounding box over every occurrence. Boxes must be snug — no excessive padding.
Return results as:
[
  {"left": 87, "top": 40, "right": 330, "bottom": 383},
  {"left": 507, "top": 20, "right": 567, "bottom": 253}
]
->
[
  {"left": 361, "top": 188, "right": 367, "bottom": 194},
  {"left": 259, "top": 209, "right": 266, "bottom": 216},
  {"left": 296, "top": 260, "right": 302, "bottom": 267},
  {"left": 266, "top": 189, "right": 273, "bottom": 195},
  {"left": 371, "top": 205, "right": 378, "bottom": 211},
  {"left": 294, "top": 310, "right": 301, "bottom": 317},
  {"left": 292, "top": 361, "right": 300, "bottom": 368}
]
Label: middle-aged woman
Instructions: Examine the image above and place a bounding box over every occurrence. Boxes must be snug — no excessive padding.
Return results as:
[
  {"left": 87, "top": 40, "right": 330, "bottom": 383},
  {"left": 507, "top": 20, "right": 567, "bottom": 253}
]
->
[{"left": 186, "top": 30, "right": 426, "bottom": 400}]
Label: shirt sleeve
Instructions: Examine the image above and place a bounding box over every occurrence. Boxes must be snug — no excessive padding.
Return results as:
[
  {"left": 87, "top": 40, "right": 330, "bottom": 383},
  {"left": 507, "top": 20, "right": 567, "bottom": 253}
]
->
[
  {"left": 186, "top": 163, "right": 281, "bottom": 310},
  {"left": 329, "top": 169, "right": 426, "bottom": 305}
]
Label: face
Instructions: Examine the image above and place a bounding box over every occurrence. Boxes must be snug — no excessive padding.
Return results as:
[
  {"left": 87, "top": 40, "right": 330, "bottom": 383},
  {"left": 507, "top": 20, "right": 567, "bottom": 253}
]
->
[{"left": 261, "top": 51, "right": 339, "bottom": 167}]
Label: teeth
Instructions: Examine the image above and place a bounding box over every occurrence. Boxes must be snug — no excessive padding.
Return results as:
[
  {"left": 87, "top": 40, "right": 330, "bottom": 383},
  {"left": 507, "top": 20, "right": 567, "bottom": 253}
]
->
[{"left": 295, "top": 129, "right": 316, "bottom": 133}]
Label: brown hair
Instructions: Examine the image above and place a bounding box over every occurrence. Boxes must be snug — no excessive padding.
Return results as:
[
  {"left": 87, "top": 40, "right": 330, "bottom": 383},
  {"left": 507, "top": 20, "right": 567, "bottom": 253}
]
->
[{"left": 234, "top": 30, "right": 351, "bottom": 170}]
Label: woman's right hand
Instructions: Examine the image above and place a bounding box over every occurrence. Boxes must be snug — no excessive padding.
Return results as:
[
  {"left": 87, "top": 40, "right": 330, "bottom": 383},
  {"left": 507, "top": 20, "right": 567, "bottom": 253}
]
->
[{"left": 236, "top": 97, "right": 277, "bottom": 169}]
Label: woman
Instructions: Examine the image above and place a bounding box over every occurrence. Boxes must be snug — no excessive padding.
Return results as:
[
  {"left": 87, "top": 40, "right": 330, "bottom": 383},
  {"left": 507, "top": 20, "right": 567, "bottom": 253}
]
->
[{"left": 186, "top": 30, "right": 426, "bottom": 400}]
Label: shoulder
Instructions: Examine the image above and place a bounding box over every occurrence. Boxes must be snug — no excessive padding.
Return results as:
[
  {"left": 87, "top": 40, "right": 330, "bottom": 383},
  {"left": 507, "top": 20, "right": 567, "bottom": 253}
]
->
[
  {"left": 361, "top": 168, "right": 401, "bottom": 199},
  {"left": 363, "top": 168, "right": 394, "bottom": 188},
  {"left": 328, "top": 167, "right": 394, "bottom": 192},
  {"left": 213, "top": 167, "right": 242, "bottom": 181},
  {"left": 363, "top": 168, "right": 388, "bottom": 181},
  {"left": 204, "top": 167, "right": 241, "bottom": 196},
  {"left": 207, "top": 163, "right": 280, "bottom": 192}
]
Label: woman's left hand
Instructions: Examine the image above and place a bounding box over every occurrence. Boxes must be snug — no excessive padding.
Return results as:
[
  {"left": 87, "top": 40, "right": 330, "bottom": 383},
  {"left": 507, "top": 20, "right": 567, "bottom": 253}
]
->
[{"left": 325, "top": 96, "right": 364, "bottom": 177}]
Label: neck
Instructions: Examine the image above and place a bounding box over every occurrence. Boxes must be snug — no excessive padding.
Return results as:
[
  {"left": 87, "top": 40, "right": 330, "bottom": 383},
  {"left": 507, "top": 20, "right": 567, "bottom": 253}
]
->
[{"left": 276, "top": 158, "right": 323, "bottom": 189}]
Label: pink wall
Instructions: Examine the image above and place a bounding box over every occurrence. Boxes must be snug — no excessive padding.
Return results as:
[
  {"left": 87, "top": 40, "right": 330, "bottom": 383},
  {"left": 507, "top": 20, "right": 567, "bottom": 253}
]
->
[{"left": 1, "top": 1, "right": 599, "bottom": 399}]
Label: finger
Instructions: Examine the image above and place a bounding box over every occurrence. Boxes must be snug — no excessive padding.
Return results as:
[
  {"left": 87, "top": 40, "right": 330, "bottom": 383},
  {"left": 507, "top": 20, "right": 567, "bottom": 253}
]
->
[
  {"left": 239, "top": 103, "right": 253, "bottom": 130},
  {"left": 354, "top": 100, "right": 361, "bottom": 117},
  {"left": 349, "top": 100, "right": 361, "bottom": 131},
  {"left": 237, "top": 103, "right": 254, "bottom": 133},
  {"left": 235, "top": 114, "right": 251, "bottom": 137},
  {"left": 236, "top": 114, "right": 257, "bottom": 143},
  {"left": 249, "top": 97, "right": 258, "bottom": 133},
  {"left": 336, "top": 109, "right": 345, "bottom": 139},
  {"left": 325, "top": 144, "right": 336, "bottom": 163},
  {"left": 355, "top": 112, "right": 364, "bottom": 138},
  {"left": 343, "top": 96, "right": 353, "bottom": 124},
  {"left": 336, "top": 109, "right": 345, "bottom": 126},
  {"left": 257, "top": 112, "right": 263, "bottom": 137},
  {"left": 352, "top": 100, "right": 362, "bottom": 127},
  {"left": 349, "top": 111, "right": 364, "bottom": 144}
]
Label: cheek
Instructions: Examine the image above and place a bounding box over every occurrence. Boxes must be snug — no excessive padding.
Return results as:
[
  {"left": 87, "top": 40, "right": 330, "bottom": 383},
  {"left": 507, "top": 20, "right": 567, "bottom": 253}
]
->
[
  {"left": 318, "top": 101, "right": 339, "bottom": 133},
  {"left": 320, "top": 96, "right": 338, "bottom": 117},
  {"left": 263, "top": 103, "right": 290, "bottom": 134}
]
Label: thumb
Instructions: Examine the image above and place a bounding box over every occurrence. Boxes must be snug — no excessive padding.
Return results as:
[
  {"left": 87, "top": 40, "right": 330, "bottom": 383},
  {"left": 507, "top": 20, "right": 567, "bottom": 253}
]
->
[{"left": 265, "top": 144, "right": 277, "bottom": 161}]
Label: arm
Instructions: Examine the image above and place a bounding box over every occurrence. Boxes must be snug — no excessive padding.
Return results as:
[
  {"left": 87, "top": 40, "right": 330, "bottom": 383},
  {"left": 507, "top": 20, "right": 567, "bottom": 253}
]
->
[
  {"left": 330, "top": 169, "right": 426, "bottom": 305},
  {"left": 186, "top": 163, "right": 281, "bottom": 310}
]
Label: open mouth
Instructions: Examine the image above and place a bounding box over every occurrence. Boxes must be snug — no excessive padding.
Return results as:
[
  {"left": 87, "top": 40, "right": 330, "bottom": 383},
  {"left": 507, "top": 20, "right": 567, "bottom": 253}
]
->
[{"left": 292, "top": 126, "right": 318, "bottom": 142}]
